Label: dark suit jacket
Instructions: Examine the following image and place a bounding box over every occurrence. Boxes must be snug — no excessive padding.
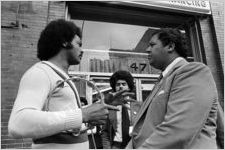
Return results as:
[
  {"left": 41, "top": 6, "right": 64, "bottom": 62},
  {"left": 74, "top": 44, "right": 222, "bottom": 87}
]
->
[
  {"left": 126, "top": 59, "right": 221, "bottom": 149},
  {"left": 101, "top": 102, "right": 141, "bottom": 149}
]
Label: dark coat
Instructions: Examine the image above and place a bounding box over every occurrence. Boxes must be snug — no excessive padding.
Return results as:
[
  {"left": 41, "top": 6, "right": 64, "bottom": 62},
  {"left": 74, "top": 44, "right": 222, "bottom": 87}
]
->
[{"left": 101, "top": 102, "right": 141, "bottom": 149}]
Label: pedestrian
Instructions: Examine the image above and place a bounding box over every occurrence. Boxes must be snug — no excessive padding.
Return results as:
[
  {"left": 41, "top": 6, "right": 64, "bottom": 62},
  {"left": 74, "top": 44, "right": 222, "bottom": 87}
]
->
[
  {"left": 8, "top": 19, "right": 120, "bottom": 149},
  {"left": 101, "top": 70, "right": 140, "bottom": 149},
  {"left": 124, "top": 28, "right": 223, "bottom": 149}
]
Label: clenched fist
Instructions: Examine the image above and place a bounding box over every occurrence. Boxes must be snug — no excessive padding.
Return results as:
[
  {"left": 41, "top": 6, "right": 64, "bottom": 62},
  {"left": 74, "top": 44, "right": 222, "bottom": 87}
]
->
[
  {"left": 82, "top": 102, "right": 119, "bottom": 125},
  {"left": 104, "top": 89, "right": 136, "bottom": 106}
]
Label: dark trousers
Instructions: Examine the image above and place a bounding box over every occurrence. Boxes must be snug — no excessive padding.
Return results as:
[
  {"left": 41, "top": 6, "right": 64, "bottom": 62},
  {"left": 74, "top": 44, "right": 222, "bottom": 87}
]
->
[
  {"left": 88, "top": 134, "right": 103, "bottom": 149},
  {"left": 112, "top": 141, "right": 126, "bottom": 149}
]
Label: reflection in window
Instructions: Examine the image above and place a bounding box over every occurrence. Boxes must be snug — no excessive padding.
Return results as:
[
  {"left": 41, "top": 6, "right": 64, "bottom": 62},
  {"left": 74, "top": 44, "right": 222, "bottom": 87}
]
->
[
  {"left": 70, "top": 19, "right": 193, "bottom": 74},
  {"left": 72, "top": 19, "right": 156, "bottom": 52}
]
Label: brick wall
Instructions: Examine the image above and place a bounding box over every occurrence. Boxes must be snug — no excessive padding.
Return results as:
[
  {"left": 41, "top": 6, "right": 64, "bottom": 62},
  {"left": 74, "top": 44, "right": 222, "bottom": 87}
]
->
[
  {"left": 209, "top": 1, "right": 224, "bottom": 108},
  {"left": 1, "top": 1, "right": 66, "bottom": 148},
  {"left": 210, "top": 0, "right": 224, "bottom": 71},
  {"left": 199, "top": 1, "right": 224, "bottom": 109},
  {"left": 210, "top": 0, "right": 224, "bottom": 108}
]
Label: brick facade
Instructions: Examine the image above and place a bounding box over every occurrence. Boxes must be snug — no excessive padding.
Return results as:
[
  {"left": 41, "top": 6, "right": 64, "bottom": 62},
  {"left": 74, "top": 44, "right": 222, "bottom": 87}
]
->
[
  {"left": 209, "top": 0, "right": 224, "bottom": 108},
  {"left": 199, "top": 0, "right": 224, "bottom": 108},
  {"left": 1, "top": 1, "right": 66, "bottom": 148},
  {"left": 1, "top": 1, "right": 224, "bottom": 149},
  {"left": 210, "top": 0, "right": 224, "bottom": 70}
]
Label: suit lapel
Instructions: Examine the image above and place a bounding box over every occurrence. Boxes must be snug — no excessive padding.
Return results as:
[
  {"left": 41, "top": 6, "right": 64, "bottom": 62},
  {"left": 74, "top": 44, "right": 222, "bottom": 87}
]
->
[
  {"left": 133, "top": 59, "right": 189, "bottom": 128},
  {"left": 133, "top": 79, "right": 163, "bottom": 127}
]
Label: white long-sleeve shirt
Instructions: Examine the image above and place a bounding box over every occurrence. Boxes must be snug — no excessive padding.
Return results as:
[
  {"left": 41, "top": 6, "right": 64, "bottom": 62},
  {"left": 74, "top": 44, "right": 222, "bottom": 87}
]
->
[{"left": 8, "top": 61, "right": 88, "bottom": 148}]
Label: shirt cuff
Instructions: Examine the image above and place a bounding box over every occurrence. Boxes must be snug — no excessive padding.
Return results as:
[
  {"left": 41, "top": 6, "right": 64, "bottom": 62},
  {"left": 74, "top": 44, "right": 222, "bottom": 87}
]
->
[{"left": 64, "top": 109, "right": 82, "bottom": 130}]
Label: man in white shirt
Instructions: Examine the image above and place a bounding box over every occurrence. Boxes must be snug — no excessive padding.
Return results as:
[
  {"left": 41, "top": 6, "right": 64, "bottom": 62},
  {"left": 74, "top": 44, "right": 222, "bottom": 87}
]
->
[{"left": 8, "top": 19, "right": 120, "bottom": 149}]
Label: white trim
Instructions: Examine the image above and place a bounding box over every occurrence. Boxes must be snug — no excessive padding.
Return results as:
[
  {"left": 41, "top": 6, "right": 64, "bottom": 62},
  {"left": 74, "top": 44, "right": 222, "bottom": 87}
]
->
[
  {"left": 93, "top": 87, "right": 112, "bottom": 95},
  {"left": 135, "top": 78, "right": 141, "bottom": 102},
  {"left": 82, "top": 49, "right": 149, "bottom": 56},
  {"left": 69, "top": 71, "right": 159, "bottom": 79},
  {"left": 65, "top": 4, "right": 69, "bottom": 20},
  {"left": 69, "top": 71, "right": 159, "bottom": 103}
]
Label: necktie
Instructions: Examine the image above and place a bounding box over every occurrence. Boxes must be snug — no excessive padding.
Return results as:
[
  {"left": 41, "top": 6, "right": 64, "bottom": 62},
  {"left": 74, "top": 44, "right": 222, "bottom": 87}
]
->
[
  {"left": 122, "top": 106, "right": 131, "bottom": 145},
  {"left": 150, "top": 73, "right": 163, "bottom": 94}
]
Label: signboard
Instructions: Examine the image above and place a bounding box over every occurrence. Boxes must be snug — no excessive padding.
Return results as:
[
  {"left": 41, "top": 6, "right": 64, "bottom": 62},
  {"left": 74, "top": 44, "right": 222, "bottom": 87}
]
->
[{"left": 122, "top": 1, "right": 211, "bottom": 15}]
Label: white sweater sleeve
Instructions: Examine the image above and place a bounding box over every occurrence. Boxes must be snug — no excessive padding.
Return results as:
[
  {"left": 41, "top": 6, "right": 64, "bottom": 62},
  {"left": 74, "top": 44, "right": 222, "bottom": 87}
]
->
[{"left": 8, "top": 66, "right": 83, "bottom": 139}]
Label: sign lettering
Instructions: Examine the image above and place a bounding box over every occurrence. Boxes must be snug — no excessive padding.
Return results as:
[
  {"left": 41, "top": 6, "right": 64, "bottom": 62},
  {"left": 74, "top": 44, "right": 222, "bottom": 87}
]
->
[{"left": 130, "top": 62, "right": 147, "bottom": 72}]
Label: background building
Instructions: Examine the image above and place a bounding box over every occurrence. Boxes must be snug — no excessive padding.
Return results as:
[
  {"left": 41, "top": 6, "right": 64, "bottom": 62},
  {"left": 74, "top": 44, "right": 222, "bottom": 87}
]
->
[{"left": 1, "top": 1, "right": 224, "bottom": 148}]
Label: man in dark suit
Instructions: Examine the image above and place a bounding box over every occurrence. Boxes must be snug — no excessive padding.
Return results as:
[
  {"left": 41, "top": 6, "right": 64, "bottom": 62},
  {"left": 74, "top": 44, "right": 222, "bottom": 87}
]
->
[
  {"left": 101, "top": 70, "right": 140, "bottom": 149},
  {"left": 123, "top": 28, "right": 223, "bottom": 148}
]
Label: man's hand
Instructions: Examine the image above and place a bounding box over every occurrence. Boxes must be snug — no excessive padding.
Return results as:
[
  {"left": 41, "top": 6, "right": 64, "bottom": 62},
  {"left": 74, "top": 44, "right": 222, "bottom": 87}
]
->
[
  {"left": 105, "top": 89, "right": 136, "bottom": 106},
  {"left": 82, "top": 102, "right": 119, "bottom": 125}
]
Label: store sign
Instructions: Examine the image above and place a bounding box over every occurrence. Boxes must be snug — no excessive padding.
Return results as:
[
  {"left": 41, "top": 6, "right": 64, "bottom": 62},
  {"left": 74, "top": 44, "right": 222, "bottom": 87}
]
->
[
  {"left": 169, "top": 1, "right": 209, "bottom": 8},
  {"left": 124, "top": 1, "right": 211, "bottom": 14}
]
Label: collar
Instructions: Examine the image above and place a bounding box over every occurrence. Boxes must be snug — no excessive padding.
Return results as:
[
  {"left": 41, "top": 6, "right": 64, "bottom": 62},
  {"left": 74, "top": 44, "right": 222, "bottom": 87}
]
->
[
  {"left": 42, "top": 61, "right": 70, "bottom": 79},
  {"left": 42, "top": 61, "right": 82, "bottom": 107},
  {"left": 162, "top": 57, "right": 184, "bottom": 78}
]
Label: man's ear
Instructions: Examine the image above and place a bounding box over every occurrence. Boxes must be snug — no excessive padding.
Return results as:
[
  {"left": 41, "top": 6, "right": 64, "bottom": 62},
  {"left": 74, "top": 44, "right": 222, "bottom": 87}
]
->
[
  {"left": 167, "top": 43, "right": 175, "bottom": 53},
  {"left": 62, "top": 42, "right": 67, "bottom": 48},
  {"left": 62, "top": 42, "right": 73, "bottom": 49}
]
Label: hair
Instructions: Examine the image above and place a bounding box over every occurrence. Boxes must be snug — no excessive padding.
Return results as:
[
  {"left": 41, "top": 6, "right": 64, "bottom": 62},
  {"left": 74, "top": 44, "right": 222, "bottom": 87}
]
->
[
  {"left": 37, "top": 19, "right": 82, "bottom": 60},
  {"left": 151, "top": 28, "right": 188, "bottom": 58},
  {"left": 110, "top": 70, "right": 134, "bottom": 92}
]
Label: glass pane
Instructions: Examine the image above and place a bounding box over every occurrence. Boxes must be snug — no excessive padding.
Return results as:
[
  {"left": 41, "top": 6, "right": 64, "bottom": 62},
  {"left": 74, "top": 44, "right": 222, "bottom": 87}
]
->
[
  {"left": 72, "top": 19, "right": 152, "bottom": 52},
  {"left": 140, "top": 79, "right": 157, "bottom": 101},
  {"left": 142, "top": 90, "right": 151, "bottom": 102},
  {"left": 91, "top": 77, "right": 112, "bottom": 103},
  {"left": 69, "top": 19, "right": 192, "bottom": 74}
]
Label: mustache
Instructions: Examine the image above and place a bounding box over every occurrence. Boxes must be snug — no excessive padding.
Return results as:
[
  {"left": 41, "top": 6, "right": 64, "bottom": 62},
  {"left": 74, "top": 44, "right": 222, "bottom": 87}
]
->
[{"left": 79, "top": 51, "right": 84, "bottom": 57}]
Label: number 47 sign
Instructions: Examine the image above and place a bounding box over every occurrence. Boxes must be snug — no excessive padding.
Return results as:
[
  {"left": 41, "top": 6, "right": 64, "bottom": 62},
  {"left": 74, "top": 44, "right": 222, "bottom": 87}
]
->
[{"left": 129, "top": 62, "right": 147, "bottom": 73}]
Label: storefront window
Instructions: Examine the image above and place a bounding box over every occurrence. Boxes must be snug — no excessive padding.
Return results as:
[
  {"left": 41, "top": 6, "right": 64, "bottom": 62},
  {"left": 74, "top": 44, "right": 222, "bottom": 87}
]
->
[{"left": 72, "top": 19, "right": 158, "bottom": 53}]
